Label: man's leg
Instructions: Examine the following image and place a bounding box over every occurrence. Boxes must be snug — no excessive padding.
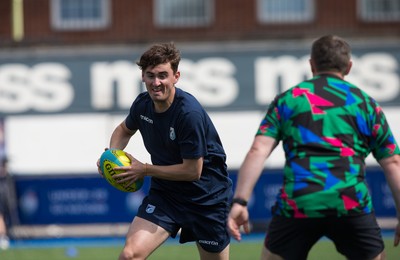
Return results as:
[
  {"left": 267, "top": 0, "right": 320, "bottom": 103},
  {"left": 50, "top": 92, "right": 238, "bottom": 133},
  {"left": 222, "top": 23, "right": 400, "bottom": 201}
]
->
[
  {"left": 197, "top": 243, "right": 229, "bottom": 260},
  {"left": 261, "top": 246, "right": 284, "bottom": 260},
  {"left": 0, "top": 214, "right": 9, "bottom": 250},
  {"left": 119, "top": 216, "right": 170, "bottom": 260}
]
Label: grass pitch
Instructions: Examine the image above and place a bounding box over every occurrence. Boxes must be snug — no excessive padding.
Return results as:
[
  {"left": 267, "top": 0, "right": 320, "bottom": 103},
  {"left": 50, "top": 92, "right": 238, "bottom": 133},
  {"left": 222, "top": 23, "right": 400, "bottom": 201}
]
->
[{"left": 0, "top": 237, "right": 398, "bottom": 259}]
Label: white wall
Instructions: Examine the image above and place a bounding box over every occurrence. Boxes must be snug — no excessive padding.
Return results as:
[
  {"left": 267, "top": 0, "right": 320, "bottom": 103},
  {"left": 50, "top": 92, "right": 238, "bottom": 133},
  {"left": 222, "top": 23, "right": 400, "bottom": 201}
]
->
[{"left": 6, "top": 108, "right": 400, "bottom": 175}]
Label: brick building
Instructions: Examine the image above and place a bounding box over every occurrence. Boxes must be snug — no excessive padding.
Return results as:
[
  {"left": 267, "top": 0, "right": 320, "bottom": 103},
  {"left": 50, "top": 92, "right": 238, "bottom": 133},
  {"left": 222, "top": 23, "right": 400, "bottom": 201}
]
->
[{"left": 0, "top": 0, "right": 399, "bottom": 46}]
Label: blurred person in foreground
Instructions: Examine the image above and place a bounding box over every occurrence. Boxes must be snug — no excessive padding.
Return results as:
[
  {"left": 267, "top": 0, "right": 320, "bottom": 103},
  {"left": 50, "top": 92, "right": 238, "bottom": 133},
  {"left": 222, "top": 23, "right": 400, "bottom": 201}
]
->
[
  {"left": 0, "top": 158, "right": 13, "bottom": 250},
  {"left": 228, "top": 35, "right": 400, "bottom": 260},
  {"left": 97, "top": 43, "right": 232, "bottom": 260}
]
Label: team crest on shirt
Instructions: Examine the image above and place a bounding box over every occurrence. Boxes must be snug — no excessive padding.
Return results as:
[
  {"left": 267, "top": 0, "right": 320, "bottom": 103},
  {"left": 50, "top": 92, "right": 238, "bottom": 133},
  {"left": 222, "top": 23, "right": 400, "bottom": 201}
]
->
[
  {"left": 169, "top": 127, "right": 176, "bottom": 140},
  {"left": 146, "top": 204, "right": 155, "bottom": 214}
]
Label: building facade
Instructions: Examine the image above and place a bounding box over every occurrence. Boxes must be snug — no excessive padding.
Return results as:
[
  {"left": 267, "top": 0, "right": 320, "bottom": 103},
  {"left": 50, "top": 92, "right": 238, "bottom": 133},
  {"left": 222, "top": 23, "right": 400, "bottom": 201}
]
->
[{"left": 1, "top": 0, "right": 399, "bottom": 46}]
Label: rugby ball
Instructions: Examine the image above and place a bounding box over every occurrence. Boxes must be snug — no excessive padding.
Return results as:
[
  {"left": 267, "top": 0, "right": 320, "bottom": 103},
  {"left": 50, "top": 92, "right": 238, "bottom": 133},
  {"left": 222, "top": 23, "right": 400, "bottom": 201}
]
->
[{"left": 100, "top": 149, "right": 144, "bottom": 192}]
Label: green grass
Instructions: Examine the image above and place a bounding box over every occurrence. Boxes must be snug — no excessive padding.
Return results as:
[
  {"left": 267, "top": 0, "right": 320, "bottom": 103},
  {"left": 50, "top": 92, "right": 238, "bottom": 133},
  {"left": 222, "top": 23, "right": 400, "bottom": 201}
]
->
[{"left": 0, "top": 238, "right": 398, "bottom": 260}]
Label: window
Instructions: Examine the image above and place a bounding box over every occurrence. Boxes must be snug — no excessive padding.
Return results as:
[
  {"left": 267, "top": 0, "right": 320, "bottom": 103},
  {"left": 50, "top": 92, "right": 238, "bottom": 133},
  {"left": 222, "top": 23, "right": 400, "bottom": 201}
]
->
[
  {"left": 257, "top": 0, "right": 314, "bottom": 23},
  {"left": 359, "top": 0, "right": 400, "bottom": 21},
  {"left": 51, "top": 0, "right": 111, "bottom": 30},
  {"left": 154, "top": 0, "right": 213, "bottom": 28}
]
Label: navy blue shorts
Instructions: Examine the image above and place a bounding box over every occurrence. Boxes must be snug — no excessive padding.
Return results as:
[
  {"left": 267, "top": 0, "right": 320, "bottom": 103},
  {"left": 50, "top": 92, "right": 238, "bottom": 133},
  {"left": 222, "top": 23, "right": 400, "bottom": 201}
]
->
[
  {"left": 265, "top": 213, "right": 384, "bottom": 260},
  {"left": 136, "top": 190, "right": 231, "bottom": 253}
]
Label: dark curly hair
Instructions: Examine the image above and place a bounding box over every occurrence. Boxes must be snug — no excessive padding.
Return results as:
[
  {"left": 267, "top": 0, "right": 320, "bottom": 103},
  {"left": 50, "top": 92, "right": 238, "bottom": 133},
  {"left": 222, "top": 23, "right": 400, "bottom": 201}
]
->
[{"left": 136, "top": 42, "right": 181, "bottom": 73}]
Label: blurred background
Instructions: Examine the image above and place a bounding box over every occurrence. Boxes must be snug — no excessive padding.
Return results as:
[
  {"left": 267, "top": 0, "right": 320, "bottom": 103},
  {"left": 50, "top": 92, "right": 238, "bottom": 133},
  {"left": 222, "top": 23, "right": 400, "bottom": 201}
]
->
[{"left": 0, "top": 0, "right": 400, "bottom": 242}]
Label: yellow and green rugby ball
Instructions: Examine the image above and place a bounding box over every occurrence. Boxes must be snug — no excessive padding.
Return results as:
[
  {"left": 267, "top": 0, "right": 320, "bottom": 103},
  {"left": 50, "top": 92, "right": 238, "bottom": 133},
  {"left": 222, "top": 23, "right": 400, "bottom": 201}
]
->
[{"left": 100, "top": 149, "right": 143, "bottom": 192}]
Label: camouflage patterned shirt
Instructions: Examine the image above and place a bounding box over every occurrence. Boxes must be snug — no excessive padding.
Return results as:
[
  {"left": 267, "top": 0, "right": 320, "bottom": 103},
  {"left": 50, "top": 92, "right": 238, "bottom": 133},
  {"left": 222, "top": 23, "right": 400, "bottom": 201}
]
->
[{"left": 258, "top": 74, "right": 400, "bottom": 218}]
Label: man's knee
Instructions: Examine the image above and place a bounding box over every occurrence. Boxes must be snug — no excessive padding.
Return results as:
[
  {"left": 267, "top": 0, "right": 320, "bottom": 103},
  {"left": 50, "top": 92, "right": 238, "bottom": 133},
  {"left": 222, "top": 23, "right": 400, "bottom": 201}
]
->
[{"left": 118, "top": 246, "right": 147, "bottom": 260}]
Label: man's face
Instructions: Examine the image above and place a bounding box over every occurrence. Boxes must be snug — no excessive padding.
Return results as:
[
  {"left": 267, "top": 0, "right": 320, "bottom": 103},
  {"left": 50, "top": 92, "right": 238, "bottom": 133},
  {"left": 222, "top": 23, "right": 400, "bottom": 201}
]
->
[{"left": 142, "top": 62, "right": 180, "bottom": 105}]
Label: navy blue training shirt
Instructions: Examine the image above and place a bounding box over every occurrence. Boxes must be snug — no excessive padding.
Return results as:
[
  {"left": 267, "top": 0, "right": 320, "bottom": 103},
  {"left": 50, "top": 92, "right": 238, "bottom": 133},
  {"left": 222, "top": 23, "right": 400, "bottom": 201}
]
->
[{"left": 125, "top": 88, "right": 232, "bottom": 205}]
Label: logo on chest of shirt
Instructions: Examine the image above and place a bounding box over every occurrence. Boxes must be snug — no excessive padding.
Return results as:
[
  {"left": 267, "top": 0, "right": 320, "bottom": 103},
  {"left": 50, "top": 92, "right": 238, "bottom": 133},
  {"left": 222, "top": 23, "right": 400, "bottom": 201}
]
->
[
  {"left": 169, "top": 127, "right": 176, "bottom": 140},
  {"left": 140, "top": 115, "right": 153, "bottom": 124}
]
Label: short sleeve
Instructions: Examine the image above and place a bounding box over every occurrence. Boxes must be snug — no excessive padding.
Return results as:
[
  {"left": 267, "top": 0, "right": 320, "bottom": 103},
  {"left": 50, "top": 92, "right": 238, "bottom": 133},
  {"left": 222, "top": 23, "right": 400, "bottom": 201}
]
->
[
  {"left": 370, "top": 101, "right": 400, "bottom": 160},
  {"left": 125, "top": 106, "right": 138, "bottom": 131},
  {"left": 256, "top": 96, "right": 281, "bottom": 140},
  {"left": 124, "top": 94, "right": 145, "bottom": 131}
]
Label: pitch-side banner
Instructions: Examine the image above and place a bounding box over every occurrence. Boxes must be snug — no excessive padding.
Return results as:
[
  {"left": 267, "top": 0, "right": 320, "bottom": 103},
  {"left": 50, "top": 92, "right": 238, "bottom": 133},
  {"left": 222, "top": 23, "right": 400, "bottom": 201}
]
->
[{"left": 15, "top": 168, "right": 396, "bottom": 225}]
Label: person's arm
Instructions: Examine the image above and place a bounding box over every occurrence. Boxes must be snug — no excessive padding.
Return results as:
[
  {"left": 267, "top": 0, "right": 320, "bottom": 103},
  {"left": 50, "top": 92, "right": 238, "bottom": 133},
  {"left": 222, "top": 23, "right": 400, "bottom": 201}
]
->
[
  {"left": 109, "top": 121, "right": 136, "bottom": 150},
  {"left": 97, "top": 121, "right": 136, "bottom": 177},
  {"left": 144, "top": 157, "right": 203, "bottom": 181},
  {"left": 110, "top": 120, "right": 203, "bottom": 182},
  {"left": 114, "top": 154, "right": 203, "bottom": 185},
  {"left": 378, "top": 154, "right": 400, "bottom": 247},
  {"left": 234, "top": 135, "right": 278, "bottom": 201},
  {"left": 228, "top": 135, "right": 278, "bottom": 241}
]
